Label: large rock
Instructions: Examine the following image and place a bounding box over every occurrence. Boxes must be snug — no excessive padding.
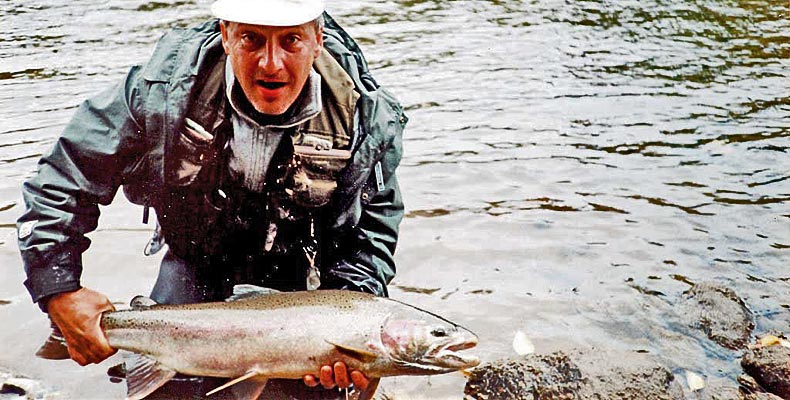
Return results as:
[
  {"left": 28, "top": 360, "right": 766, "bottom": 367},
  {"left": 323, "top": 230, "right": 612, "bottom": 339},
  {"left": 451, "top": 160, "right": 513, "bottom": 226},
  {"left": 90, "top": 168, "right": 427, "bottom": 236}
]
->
[
  {"left": 741, "top": 344, "right": 790, "bottom": 399},
  {"left": 464, "top": 349, "right": 684, "bottom": 400},
  {"left": 463, "top": 352, "right": 583, "bottom": 399},
  {"left": 678, "top": 282, "right": 754, "bottom": 350}
]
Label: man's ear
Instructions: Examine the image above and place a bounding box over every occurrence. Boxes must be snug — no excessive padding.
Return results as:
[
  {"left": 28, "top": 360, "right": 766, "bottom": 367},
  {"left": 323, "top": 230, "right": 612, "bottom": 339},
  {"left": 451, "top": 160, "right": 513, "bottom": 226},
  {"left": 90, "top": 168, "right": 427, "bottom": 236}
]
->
[
  {"left": 313, "top": 28, "right": 324, "bottom": 59},
  {"left": 219, "top": 20, "right": 231, "bottom": 55}
]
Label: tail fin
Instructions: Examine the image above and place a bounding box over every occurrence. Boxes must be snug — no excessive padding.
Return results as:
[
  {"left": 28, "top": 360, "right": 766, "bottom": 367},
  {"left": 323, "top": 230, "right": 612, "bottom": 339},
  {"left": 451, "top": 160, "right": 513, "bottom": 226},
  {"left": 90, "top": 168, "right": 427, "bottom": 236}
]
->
[{"left": 35, "top": 319, "right": 70, "bottom": 360}]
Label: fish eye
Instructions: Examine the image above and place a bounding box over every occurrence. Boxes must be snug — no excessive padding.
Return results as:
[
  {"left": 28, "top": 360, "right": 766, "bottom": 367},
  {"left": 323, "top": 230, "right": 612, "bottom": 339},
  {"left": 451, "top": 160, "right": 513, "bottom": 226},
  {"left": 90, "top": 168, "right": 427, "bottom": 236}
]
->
[{"left": 431, "top": 327, "right": 448, "bottom": 337}]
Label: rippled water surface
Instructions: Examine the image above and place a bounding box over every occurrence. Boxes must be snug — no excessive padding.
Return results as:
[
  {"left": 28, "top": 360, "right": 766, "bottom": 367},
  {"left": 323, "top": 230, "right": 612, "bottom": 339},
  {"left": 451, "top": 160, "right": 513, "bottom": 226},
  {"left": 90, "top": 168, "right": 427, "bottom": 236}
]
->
[{"left": 0, "top": 0, "right": 788, "bottom": 398}]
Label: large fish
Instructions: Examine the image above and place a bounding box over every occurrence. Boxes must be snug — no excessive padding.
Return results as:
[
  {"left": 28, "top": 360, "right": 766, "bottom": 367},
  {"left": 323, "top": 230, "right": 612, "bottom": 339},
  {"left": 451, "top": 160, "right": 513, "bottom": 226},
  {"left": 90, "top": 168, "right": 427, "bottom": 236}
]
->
[{"left": 38, "top": 287, "right": 480, "bottom": 400}]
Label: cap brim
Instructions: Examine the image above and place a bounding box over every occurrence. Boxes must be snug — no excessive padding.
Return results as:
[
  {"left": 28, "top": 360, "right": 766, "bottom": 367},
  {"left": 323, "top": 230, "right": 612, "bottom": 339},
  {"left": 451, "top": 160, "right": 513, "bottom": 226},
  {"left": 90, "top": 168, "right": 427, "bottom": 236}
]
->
[{"left": 211, "top": 0, "right": 325, "bottom": 26}]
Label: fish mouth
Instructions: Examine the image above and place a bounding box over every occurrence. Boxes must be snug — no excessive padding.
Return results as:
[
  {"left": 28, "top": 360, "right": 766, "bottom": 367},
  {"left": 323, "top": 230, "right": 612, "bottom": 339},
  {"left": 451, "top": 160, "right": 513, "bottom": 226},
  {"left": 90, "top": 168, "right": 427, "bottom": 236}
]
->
[
  {"left": 435, "top": 349, "right": 480, "bottom": 369},
  {"left": 429, "top": 335, "right": 480, "bottom": 369},
  {"left": 447, "top": 338, "right": 478, "bottom": 352}
]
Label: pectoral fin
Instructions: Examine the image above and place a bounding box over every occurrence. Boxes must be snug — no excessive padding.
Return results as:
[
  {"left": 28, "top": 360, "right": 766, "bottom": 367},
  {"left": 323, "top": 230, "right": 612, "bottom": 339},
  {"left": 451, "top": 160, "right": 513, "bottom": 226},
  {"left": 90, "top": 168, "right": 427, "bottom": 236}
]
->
[
  {"left": 206, "top": 370, "right": 266, "bottom": 397},
  {"left": 125, "top": 354, "right": 176, "bottom": 400},
  {"left": 326, "top": 341, "right": 378, "bottom": 363},
  {"left": 357, "top": 377, "right": 380, "bottom": 400}
]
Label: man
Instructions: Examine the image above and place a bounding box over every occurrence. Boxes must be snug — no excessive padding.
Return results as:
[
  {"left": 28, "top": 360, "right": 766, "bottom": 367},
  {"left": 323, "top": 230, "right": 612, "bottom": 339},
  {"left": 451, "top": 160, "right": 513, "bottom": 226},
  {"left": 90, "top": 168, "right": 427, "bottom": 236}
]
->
[{"left": 17, "top": 0, "right": 406, "bottom": 397}]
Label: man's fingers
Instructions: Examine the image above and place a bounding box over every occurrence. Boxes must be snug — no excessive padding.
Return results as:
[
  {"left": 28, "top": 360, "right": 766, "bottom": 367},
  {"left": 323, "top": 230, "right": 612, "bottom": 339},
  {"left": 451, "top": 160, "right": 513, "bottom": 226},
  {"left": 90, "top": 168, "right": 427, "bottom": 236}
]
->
[
  {"left": 333, "top": 362, "right": 350, "bottom": 388},
  {"left": 95, "top": 345, "right": 117, "bottom": 363},
  {"left": 68, "top": 347, "right": 88, "bottom": 366},
  {"left": 62, "top": 325, "right": 112, "bottom": 364},
  {"left": 87, "top": 319, "right": 117, "bottom": 363},
  {"left": 63, "top": 331, "right": 94, "bottom": 364},
  {"left": 49, "top": 288, "right": 118, "bottom": 365},
  {"left": 303, "top": 374, "right": 319, "bottom": 387},
  {"left": 319, "top": 365, "right": 335, "bottom": 389},
  {"left": 350, "top": 370, "right": 369, "bottom": 390}
]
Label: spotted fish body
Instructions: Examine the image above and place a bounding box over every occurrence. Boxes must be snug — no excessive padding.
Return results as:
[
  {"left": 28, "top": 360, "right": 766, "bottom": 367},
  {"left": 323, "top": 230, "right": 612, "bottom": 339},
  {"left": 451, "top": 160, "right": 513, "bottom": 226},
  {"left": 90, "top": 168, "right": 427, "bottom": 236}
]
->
[{"left": 44, "top": 288, "right": 480, "bottom": 399}]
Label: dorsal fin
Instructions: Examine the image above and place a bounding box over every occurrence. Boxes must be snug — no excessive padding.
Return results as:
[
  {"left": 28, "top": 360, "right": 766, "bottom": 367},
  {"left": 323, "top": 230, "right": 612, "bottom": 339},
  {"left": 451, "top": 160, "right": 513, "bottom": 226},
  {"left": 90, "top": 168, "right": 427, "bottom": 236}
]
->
[
  {"left": 225, "top": 285, "right": 280, "bottom": 302},
  {"left": 130, "top": 296, "right": 158, "bottom": 310}
]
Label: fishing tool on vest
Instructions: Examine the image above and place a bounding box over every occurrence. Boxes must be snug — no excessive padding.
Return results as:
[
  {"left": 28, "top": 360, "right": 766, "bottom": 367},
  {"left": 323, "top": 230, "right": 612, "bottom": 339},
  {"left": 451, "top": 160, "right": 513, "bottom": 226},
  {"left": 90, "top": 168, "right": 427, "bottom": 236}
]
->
[{"left": 304, "top": 217, "right": 320, "bottom": 290}]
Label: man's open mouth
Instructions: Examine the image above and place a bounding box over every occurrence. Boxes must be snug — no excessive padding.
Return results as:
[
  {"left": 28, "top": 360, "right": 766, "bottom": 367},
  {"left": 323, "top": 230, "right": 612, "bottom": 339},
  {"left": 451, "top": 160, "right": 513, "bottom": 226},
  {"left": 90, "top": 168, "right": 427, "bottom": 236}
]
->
[{"left": 258, "top": 80, "right": 287, "bottom": 90}]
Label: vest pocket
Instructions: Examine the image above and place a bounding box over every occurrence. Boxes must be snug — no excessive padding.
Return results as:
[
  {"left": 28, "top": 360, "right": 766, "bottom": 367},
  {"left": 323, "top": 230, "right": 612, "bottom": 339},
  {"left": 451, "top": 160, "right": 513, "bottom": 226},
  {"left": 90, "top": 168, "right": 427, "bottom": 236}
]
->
[
  {"left": 288, "top": 145, "right": 351, "bottom": 208},
  {"left": 171, "top": 119, "right": 215, "bottom": 186}
]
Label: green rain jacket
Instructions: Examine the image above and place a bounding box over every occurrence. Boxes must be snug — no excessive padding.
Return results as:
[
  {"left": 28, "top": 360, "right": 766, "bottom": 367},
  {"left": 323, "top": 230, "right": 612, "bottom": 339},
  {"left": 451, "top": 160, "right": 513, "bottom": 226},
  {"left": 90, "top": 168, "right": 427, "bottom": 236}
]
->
[{"left": 17, "top": 15, "right": 406, "bottom": 307}]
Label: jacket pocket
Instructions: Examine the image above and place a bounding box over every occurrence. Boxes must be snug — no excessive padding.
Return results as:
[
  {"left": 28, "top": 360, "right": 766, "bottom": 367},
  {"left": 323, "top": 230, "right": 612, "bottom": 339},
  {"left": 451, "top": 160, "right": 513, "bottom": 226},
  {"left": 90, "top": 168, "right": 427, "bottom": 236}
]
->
[{"left": 170, "top": 118, "right": 215, "bottom": 186}]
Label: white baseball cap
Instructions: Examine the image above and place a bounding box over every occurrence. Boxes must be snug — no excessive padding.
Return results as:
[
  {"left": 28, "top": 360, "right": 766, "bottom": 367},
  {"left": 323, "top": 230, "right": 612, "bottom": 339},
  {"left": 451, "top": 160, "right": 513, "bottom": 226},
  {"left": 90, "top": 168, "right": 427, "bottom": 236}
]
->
[{"left": 211, "top": 0, "right": 325, "bottom": 26}]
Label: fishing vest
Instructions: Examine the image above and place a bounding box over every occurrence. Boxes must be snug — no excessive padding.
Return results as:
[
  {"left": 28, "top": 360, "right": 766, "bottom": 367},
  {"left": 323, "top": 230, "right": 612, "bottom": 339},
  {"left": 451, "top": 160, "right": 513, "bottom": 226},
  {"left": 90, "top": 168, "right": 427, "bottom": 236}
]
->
[{"left": 153, "top": 48, "right": 361, "bottom": 293}]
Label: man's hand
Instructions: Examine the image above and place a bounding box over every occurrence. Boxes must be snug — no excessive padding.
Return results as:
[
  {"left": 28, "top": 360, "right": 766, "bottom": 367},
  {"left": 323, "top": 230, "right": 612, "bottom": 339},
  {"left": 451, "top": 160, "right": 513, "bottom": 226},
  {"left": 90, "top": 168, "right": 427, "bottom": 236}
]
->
[
  {"left": 303, "top": 361, "right": 369, "bottom": 390},
  {"left": 46, "top": 287, "right": 117, "bottom": 366}
]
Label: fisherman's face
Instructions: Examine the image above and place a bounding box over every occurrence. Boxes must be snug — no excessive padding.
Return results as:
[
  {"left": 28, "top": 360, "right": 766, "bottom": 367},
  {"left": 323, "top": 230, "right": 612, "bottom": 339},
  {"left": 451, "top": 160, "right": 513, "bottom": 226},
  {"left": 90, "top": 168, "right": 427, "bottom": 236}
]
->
[{"left": 220, "top": 20, "right": 323, "bottom": 115}]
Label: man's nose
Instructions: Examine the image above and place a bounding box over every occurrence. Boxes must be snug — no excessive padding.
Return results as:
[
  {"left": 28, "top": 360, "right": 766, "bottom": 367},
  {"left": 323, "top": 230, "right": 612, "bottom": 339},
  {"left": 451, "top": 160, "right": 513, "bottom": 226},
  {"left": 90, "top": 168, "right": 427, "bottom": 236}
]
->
[{"left": 259, "top": 43, "right": 284, "bottom": 74}]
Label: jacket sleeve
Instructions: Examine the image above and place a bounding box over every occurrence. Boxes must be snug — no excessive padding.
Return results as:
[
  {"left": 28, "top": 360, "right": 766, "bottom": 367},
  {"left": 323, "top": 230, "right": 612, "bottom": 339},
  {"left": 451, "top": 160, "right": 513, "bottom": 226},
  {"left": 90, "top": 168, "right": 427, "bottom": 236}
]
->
[
  {"left": 17, "top": 66, "right": 146, "bottom": 309},
  {"left": 317, "top": 13, "right": 407, "bottom": 297},
  {"left": 322, "top": 119, "right": 405, "bottom": 297}
]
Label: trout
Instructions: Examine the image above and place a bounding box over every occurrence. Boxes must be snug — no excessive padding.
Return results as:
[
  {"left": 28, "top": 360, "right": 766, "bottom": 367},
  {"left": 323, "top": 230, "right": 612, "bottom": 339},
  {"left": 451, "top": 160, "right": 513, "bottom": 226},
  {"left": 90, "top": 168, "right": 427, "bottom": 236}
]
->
[{"left": 38, "top": 287, "right": 480, "bottom": 400}]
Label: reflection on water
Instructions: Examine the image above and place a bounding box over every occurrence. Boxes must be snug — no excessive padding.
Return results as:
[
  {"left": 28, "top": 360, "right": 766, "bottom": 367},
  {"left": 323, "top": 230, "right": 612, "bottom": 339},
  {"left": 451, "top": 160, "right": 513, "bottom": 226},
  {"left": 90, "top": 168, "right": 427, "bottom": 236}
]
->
[{"left": 0, "top": 0, "right": 787, "bottom": 397}]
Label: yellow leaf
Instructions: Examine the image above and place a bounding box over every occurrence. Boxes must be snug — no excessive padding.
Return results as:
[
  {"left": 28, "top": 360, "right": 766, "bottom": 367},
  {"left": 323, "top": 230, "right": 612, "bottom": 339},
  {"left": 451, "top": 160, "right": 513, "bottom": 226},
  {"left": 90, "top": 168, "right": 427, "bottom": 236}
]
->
[
  {"left": 759, "top": 335, "right": 782, "bottom": 347},
  {"left": 459, "top": 368, "right": 475, "bottom": 378}
]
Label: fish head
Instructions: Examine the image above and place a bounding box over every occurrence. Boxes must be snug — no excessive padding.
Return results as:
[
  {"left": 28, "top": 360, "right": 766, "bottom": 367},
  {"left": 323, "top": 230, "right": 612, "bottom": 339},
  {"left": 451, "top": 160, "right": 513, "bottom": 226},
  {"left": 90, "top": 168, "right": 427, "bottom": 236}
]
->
[{"left": 379, "top": 309, "right": 480, "bottom": 374}]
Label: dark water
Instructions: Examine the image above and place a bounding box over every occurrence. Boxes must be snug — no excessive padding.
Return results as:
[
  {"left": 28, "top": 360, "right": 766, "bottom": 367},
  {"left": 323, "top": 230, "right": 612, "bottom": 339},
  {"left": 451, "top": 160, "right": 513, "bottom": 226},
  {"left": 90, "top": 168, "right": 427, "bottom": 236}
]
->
[{"left": 0, "top": 0, "right": 788, "bottom": 398}]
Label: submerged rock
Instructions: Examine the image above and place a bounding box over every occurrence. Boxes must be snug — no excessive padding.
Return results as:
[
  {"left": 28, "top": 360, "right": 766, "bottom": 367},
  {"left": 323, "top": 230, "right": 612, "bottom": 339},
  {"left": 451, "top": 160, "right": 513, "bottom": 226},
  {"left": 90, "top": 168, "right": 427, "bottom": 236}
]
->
[
  {"left": 464, "top": 349, "right": 683, "bottom": 399},
  {"left": 698, "top": 378, "right": 783, "bottom": 400},
  {"left": 679, "top": 282, "right": 754, "bottom": 350},
  {"left": 700, "top": 385, "right": 742, "bottom": 400},
  {"left": 742, "top": 393, "right": 785, "bottom": 400},
  {"left": 0, "top": 368, "right": 58, "bottom": 399},
  {"left": 741, "top": 344, "right": 790, "bottom": 399}
]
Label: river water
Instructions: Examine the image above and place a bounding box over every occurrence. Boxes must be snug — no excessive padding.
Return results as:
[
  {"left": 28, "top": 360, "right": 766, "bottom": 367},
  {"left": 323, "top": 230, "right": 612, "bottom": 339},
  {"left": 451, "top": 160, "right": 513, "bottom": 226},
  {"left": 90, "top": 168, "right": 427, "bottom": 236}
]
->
[{"left": 0, "top": 0, "right": 787, "bottom": 398}]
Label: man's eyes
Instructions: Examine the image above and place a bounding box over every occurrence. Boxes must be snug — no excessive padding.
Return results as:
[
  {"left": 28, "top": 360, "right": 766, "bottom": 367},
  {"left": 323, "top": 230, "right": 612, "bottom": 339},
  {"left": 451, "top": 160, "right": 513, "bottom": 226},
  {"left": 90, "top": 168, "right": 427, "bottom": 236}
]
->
[
  {"left": 238, "top": 33, "right": 301, "bottom": 49},
  {"left": 284, "top": 34, "right": 301, "bottom": 46},
  {"left": 240, "top": 32, "right": 260, "bottom": 46}
]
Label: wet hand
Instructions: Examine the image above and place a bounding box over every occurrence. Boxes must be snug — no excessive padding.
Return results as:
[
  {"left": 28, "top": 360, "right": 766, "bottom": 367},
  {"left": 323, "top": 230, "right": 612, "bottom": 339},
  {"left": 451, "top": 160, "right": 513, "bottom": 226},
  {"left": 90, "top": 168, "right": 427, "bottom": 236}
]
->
[
  {"left": 303, "top": 361, "right": 369, "bottom": 390},
  {"left": 47, "top": 287, "right": 117, "bottom": 366}
]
